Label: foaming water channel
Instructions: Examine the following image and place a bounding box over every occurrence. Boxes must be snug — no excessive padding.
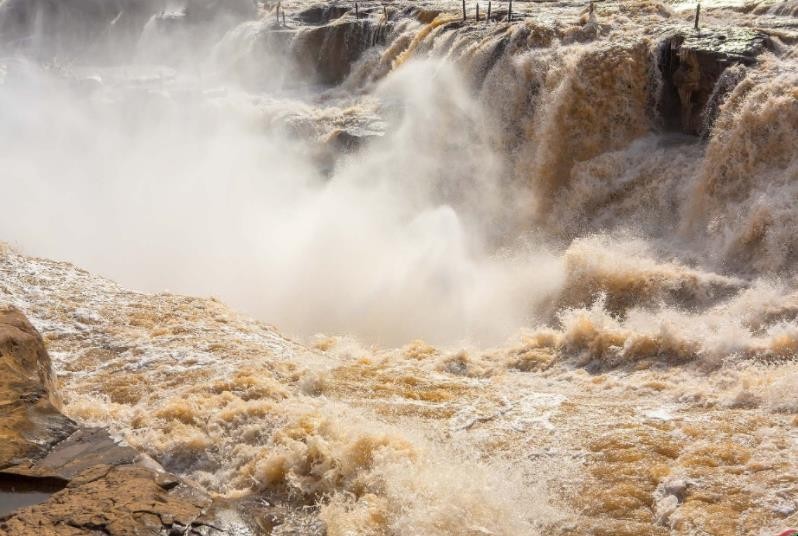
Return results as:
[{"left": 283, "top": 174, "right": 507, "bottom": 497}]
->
[{"left": 0, "top": 0, "right": 797, "bottom": 534}]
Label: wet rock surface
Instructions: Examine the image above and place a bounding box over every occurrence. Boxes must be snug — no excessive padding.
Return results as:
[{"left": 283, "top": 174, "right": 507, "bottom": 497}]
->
[
  {"left": 295, "top": 3, "right": 350, "bottom": 25},
  {"left": 0, "top": 306, "right": 214, "bottom": 535},
  {"left": 0, "top": 464, "right": 212, "bottom": 536},
  {"left": 657, "top": 28, "right": 772, "bottom": 135},
  {"left": 311, "top": 128, "right": 380, "bottom": 175},
  {"left": 4, "top": 427, "right": 140, "bottom": 481},
  {"left": 292, "top": 17, "right": 392, "bottom": 84},
  {"left": 0, "top": 306, "right": 76, "bottom": 467}
]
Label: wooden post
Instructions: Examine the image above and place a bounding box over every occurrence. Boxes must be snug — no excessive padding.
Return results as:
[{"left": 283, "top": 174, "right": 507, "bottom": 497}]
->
[
  {"left": 487, "top": 0, "right": 491, "bottom": 22},
  {"left": 355, "top": 2, "right": 359, "bottom": 18},
  {"left": 475, "top": 2, "right": 479, "bottom": 21},
  {"left": 383, "top": 5, "right": 387, "bottom": 19},
  {"left": 282, "top": 10, "right": 286, "bottom": 26},
  {"left": 462, "top": 0, "right": 466, "bottom": 21},
  {"left": 508, "top": 0, "right": 512, "bottom": 22},
  {"left": 694, "top": 2, "right": 700, "bottom": 30},
  {"left": 275, "top": 2, "right": 280, "bottom": 24}
]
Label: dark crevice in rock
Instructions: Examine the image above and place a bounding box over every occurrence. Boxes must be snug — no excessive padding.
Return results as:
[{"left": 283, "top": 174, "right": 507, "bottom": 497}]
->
[
  {"left": 0, "top": 473, "right": 69, "bottom": 491},
  {"left": 0, "top": 473, "right": 68, "bottom": 519},
  {"left": 656, "top": 28, "right": 772, "bottom": 136}
]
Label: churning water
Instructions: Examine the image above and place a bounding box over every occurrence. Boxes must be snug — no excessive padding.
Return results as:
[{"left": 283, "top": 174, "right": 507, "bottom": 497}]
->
[{"left": 1, "top": 0, "right": 797, "bottom": 533}]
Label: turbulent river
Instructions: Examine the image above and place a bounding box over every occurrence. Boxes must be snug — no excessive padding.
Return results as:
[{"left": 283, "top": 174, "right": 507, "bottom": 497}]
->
[{"left": 1, "top": 0, "right": 797, "bottom": 534}]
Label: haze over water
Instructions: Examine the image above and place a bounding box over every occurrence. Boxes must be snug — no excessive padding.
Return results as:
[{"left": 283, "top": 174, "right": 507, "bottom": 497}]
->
[{"left": 1, "top": 0, "right": 797, "bottom": 533}]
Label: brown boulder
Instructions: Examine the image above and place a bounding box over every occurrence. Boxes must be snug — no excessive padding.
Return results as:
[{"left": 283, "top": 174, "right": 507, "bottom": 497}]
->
[
  {"left": 0, "top": 307, "right": 213, "bottom": 534},
  {"left": 0, "top": 306, "right": 76, "bottom": 468}
]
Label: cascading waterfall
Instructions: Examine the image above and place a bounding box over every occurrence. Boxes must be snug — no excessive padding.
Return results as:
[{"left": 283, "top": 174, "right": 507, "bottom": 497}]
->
[{"left": 0, "top": 0, "right": 797, "bottom": 534}]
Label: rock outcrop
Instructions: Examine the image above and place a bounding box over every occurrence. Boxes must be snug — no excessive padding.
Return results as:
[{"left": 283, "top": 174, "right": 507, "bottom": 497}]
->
[
  {"left": 0, "top": 306, "right": 213, "bottom": 535},
  {"left": 292, "top": 17, "right": 392, "bottom": 84},
  {"left": 657, "top": 28, "right": 772, "bottom": 135},
  {"left": 295, "top": 4, "right": 350, "bottom": 25},
  {"left": 0, "top": 306, "right": 76, "bottom": 467},
  {"left": 312, "top": 128, "right": 380, "bottom": 174},
  {"left": 1, "top": 463, "right": 212, "bottom": 536}
]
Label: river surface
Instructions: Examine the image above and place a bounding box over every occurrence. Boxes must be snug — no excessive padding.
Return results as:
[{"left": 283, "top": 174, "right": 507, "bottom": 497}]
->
[{"left": 1, "top": 0, "right": 797, "bottom": 533}]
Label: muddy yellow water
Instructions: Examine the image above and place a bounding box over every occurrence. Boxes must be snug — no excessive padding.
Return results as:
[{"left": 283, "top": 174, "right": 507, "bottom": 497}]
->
[
  {"left": 1, "top": 0, "right": 797, "bottom": 533},
  {"left": 1, "top": 249, "right": 796, "bottom": 534}
]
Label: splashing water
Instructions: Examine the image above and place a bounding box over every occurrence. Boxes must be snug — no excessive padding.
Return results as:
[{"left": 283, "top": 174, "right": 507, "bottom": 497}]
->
[{"left": 1, "top": 0, "right": 797, "bottom": 534}]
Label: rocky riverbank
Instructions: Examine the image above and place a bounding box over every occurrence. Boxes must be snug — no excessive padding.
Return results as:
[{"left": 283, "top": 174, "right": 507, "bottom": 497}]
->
[{"left": 0, "top": 305, "right": 215, "bottom": 535}]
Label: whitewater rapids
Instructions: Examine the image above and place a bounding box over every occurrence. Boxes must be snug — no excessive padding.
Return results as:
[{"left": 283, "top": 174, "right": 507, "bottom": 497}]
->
[{"left": 1, "top": 0, "right": 797, "bottom": 534}]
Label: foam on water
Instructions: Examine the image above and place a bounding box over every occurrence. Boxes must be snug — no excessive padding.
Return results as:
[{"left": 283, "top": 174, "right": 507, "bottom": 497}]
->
[{"left": 1, "top": 0, "right": 797, "bottom": 533}]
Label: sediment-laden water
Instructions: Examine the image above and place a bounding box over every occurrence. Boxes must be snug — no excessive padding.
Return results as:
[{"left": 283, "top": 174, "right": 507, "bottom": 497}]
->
[{"left": 1, "top": 0, "right": 797, "bottom": 534}]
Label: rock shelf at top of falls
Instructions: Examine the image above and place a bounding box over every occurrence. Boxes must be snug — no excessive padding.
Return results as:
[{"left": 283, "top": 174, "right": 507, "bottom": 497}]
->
[{"left": 1, "top": 0, "right": 790, "bottom": 117}]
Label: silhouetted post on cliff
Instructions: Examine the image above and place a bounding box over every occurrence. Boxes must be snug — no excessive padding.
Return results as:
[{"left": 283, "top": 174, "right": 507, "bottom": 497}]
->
[{"left": 694, "top": 2, "right": 701, "bottom": 30}]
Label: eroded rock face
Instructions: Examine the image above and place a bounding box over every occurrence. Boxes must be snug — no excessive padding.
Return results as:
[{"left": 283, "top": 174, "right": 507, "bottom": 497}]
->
[
  {"left": 0, "top": 307, "right": 213, "bottom": 535},
  {"left": 292, "top": 18, "right": 392, "bottom": 85},
  {"left": 295, "top": 4, "right": 350, "bottom": 25},
  {"left": 0, "top": 306, "right": 76, "bottom": 467},
  {"left": 657, "top": 28, "right": 772, "bottom": 135}
]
